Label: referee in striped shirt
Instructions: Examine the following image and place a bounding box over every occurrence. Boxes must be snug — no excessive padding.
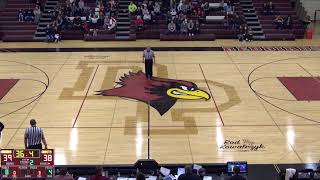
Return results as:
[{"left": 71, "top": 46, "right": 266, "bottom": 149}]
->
[{"left": 24, "top": 119, "right": 48, "bottom": 149}]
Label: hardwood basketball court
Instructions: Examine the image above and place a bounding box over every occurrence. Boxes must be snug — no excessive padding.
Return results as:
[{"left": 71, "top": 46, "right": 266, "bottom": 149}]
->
[{"left": 0, "top": 39, "right": 319, "bottom": 165}]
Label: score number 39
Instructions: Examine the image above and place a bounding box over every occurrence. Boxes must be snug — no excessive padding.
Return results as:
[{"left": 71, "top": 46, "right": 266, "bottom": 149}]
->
[{"left": 3, "top": 154, "right": 13, "bottom": 161}]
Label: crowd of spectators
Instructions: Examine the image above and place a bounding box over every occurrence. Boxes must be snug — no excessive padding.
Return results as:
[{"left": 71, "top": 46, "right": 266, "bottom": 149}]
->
[
  {"left": 45, "top": 0, "right": 118, "bottom": 41},
  {"left": 261, "top": 0, "right": 293, "bottom": 30},
  {"left": 130, "top": 0, "right": 163, "bottom": 32},
  {"left": 17, "top": 5, "right": 42, "bottom": 23},
  {"left": 164, "top": 0, "right": 206, "bottom": 36},
  {"left": 163, "top": 0, "right": 240, "bottom": 36},
  {"left": 53, "top": 165, "right": 247, "bottom": 180}
]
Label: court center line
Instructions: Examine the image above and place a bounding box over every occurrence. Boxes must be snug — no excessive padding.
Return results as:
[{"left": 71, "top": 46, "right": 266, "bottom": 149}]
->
[
  {"left": 103, "top": 98, "right": 118, "bottom": 164},
  {"left": 72, "top": 65, "right": 100, "bottom": 128},
  {"left": 198, "top": 64, "right": 224, "bottom": 126}
]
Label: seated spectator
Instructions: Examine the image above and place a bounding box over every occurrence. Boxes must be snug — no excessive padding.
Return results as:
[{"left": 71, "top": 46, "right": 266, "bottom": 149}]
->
[
  {"left": 187, "top": 2, "right": 193, "bottom": 14},
  {"left": 83, "top": 21, "right": 90, "bottom": 34},
  {"left": 234, "top": 14, "right": 240, "bottom": 30},
  {"left": 90, "top": 15, "right": 99, "bottom": 29},
  {"left": 150, "top": 11, "right": 158, "bottom": 24},
  {"left": 178, "top": 166, "right": 201, "bottom": 180},
  {"left": 78, "top": 0, "right": 85, "bottom": 9},
  {"left": 170, "top": 8, "right": 177, "bottom": 16},
  {"left": 267, "top": 1, "right": 274, "bottom": 15},
  {"left": 167, "top": 20, "right": 176, "bottom": 34},
  {"left": 18, "top": 9, "right": 24, "bottom": 22},
  {"left": 54, "top": 168, "right": 73, "bottom": 180},
  {"left": 109, "top": 0, "right": 117, "bottom": 16},
  {"left": 56, "top": 15, "right": 63, "bottom": 30},
  {"left": 219, "top": 0, "right": 225, "bottom": 11},
  {"left": 226, "top": 4, "right": 233, "bottom": 14},
  {"left": 91, "top": 166, "right": 108, "bottom": 180},
  {"left": 103, "top": 15, "right": 110, "bottom": 30},
  {"left": 136, "top": 173, "right": 145, "bottom": 180},
  {"left": 244, "top": 27, "right": 253, "bottom": 41},
  {"left": 35, "top": 0, "right": 42, "bottom": 11},
  {"left": 284, "top": 16, "right": 292, "bottom": 29},
  {"left": 228, "top": 0, "right": 235, "bottom": 11},
  {"left": 223, "top": 15, "right": 229, "bottom": 29},
  {"left": 153, "top": 2, "right": 161, "bottom": 15},
  {"left": 194, "top": 20, "right": 200, "bottom": 34},
  {"left": 63, "top": 15, "right": 73, "bottom": 30},
  {"left": 142, "top": 8, "right": 151, "bottom": 23},
  {"left": 33, "top": 5, "right": 41, "bottom": 24},
  {"left": 177, "top": 0, "right": 183, "bottom": 12},
  {"left": 274, "top": 15, "right": 283, "bottom": 29},
  {"left": 178, "top": 12, "right": 186, "bottom": 24},
  {"left": 180, "top": 19, "right": 188, "bottom": 34},
  {"left": 46, "top": 24, "right": 55, "bottom": 42},
  {"left": 108, "top": 16, "right": 116, "bottom": 31},
  {"left": 53, "top": 26, "right": 61, "bottom": 43},
  {"left": 128, "top": 1, "right": 137, "bottom": 14},
  {"left": 135, "top": 15, "right": 144, "bottom": 31},
  {"left": 136, "top": 6, "right": 143, "bottom": 16},
  {"left": 99, "top": 4, "right": 105, "bottom": 15},
  {"left": 262, "top": 3, "right": 268, "bottom": 15},
  {"left": 73, "top": 16, "right": 83, "bottom": 30},
  {"left": 229, "top": 166, "right": 247, "bottom": 180},
  {"left": 198, "top": 168, "right": 206, "bottom": 180},
  {"left": 201, "top": 2, "right": 209, "bottom": 15},
  {"left": 238, "top": 24, "right": 246, "bottom": 41},
  {"left": 187, "top": 19, "right": 194, "bottom": 36},
  {"left": 180, "top": 2, "right": 188, "bottom": 14},
  {"left": 89, "top": 28, "right": 98, "bottom": 36},
  {"left": 24, "top": 8, "right": 35, "bottom": 22}
]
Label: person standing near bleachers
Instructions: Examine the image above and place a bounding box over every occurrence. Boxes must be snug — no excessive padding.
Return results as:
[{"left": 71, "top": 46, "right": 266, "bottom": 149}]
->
[{"left": 24, "top": 119, "right": 48, "bottom": 149}]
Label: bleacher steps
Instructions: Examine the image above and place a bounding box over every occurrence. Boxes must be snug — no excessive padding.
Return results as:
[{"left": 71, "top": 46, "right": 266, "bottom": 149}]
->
[
  {"left": 33, "top": 0, "right": 58, "bottom": 40},
  {"left": 239, "top": 0, "right": 265, "bottom": 40},
  {"left": 115, "top": 0, "right": 134, "bottom": 40}
]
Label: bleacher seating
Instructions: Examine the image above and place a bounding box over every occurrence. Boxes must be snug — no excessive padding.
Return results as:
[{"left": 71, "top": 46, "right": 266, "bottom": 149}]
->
[
  {"left": 0, "top": 0, "right": 37, "bottom": 41},
  {"left": 0, "top": 0, "right": 308, "bottom": 41},
  {"left": 252, "top": 0, "right": 305, "bottom": 40}
]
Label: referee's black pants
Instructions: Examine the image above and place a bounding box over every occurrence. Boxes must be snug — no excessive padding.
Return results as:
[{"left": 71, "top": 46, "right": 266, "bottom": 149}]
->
[
  {"left": 27, "top": 144, "right": 42, "bottom": 149},
  {"left": 145, "top": 59, "right": 153, "bottom": 78}
]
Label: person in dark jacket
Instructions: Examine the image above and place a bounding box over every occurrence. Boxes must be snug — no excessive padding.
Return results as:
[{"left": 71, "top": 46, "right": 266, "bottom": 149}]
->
[
  {"left": 178, "top": 166, "right": 201, "bottom": 180},
  {"left": 229, "top": 166, "right": 246, "bottom": 180}
]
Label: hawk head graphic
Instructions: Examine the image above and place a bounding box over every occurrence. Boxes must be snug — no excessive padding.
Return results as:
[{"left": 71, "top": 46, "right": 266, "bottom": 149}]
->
[{"left": 95, "top": 71, "right": 210, "bottom": 115}]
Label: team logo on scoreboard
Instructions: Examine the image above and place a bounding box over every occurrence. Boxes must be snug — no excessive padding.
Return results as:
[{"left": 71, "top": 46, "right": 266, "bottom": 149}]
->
[{"left": 96, "top": 71, "right": 211, "bottom": 115}]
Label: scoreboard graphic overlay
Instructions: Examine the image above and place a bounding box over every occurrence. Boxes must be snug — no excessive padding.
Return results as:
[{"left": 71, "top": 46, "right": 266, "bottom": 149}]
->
[{"left": 1, "top": 149, "right": 54, "bottom": 178}]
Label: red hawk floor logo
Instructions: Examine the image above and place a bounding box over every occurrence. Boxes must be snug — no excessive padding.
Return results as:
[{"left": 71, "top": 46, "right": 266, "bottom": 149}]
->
[{"left": 95, "top": 71, "right": 210, "bottom": 115}]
